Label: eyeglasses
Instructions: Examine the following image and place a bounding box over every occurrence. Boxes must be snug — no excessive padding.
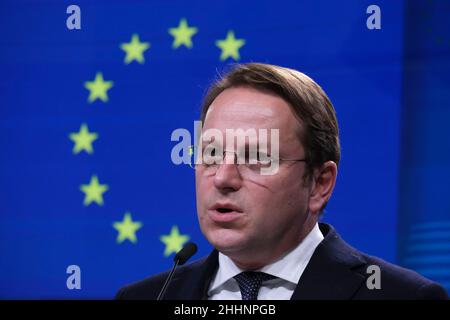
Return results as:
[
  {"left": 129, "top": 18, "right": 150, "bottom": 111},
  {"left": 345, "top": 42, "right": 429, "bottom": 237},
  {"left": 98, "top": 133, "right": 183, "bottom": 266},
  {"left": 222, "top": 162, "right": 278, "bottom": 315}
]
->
[{"left": 189, "top": 145, "right": 307, "bottom": 177}]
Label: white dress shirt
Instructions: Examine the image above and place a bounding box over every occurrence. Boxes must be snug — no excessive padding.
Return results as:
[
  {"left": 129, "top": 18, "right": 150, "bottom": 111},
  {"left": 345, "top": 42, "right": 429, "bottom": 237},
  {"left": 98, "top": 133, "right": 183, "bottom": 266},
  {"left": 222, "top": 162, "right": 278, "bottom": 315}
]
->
[{"left": 207, "top": 223, "right": 324, "bottom": 300}]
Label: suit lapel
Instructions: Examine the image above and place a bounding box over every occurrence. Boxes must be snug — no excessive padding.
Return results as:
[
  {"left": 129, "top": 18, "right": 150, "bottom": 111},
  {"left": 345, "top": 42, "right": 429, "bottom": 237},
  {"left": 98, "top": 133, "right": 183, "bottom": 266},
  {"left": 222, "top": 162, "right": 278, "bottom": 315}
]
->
[
  {"left": 291, "top": 223, "right": 367, "bottom": 300},
  {"left": 163, "top": 224, "right": 367, "bottom": 300}
]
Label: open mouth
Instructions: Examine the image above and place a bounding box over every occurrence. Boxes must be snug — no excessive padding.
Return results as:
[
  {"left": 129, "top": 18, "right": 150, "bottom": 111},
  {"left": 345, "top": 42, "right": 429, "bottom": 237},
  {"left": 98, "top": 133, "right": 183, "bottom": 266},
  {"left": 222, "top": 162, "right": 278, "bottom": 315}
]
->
[
  {"left": 209, "top": 205, "right": 243, "bottom": 223},
  {"left": 216, "top": 208, "right": 233, "bottom": 214},
  {"left": 209, "top": 203, "right": 243, "bottom": 221}
]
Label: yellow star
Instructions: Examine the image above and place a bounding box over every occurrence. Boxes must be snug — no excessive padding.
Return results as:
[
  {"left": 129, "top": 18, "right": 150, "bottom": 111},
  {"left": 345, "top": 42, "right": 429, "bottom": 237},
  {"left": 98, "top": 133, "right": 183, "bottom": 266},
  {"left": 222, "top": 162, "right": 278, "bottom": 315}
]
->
[
  {"left": 84, "top": 72, "right": 114, "bottom": 103},
  {"left": 80, "top": 175, "right": 109, "bottom": 206},
  {"left": 160, "top": 226, "right": 190, "bottom": 257},
  {"left": 168, "top": 18, "right": 198, "bottom": 49},
  {"left": 215, "top": 30, "right": 245, "bottom": 61},
  {"left": 113, "top": 213, "right": 143, "bottom": 244},
  {"left": 120, "top": 34, "right": 150, "bottom": 64},
  {"left": 69, "top": 123, "right": 98, "bottom": 154}
]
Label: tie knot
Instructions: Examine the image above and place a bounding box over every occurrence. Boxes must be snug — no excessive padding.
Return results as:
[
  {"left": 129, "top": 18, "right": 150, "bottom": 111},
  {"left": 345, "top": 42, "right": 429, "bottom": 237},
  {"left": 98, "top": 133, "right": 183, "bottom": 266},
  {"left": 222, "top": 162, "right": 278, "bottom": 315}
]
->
[{"left": 234, "top": 272, "right": 276, "bottom": 300}]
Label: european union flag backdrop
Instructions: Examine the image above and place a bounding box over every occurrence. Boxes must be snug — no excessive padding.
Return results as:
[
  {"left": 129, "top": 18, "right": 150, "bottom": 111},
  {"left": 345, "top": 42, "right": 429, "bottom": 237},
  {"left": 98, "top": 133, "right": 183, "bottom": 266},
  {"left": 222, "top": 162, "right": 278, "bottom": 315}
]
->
[{"left": 0, "top": 0, "right": 449, "bottom": 298}]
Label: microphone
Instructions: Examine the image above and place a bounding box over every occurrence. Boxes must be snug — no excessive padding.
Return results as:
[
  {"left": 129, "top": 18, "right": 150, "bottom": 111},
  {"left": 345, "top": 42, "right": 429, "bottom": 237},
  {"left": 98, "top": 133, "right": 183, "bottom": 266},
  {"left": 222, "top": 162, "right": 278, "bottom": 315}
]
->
[{"left": 156, "top": 242, "right": 198, "bottom": 300}]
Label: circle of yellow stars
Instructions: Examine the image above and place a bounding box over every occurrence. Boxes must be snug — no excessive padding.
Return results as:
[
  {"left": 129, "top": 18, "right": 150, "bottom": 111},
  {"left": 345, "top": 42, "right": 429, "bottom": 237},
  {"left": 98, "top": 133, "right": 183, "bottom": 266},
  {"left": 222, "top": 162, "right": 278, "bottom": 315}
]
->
[{"left": 70, "top": 17, "right": 246, "bottom": 255}]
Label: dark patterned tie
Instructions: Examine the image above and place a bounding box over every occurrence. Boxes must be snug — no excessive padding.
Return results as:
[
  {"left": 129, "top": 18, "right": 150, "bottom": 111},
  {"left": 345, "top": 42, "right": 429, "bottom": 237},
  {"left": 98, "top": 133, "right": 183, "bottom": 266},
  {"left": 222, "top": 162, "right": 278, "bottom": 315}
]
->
[{"left": 234, "top": 271, "right": 276, "bottom": 300}]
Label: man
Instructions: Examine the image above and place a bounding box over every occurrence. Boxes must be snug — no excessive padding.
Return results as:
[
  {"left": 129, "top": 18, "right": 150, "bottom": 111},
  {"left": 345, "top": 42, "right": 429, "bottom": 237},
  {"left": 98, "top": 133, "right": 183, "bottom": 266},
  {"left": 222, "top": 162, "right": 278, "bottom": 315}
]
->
[{"left": 116, "top": 63, "right": 448, "bottom": 300}]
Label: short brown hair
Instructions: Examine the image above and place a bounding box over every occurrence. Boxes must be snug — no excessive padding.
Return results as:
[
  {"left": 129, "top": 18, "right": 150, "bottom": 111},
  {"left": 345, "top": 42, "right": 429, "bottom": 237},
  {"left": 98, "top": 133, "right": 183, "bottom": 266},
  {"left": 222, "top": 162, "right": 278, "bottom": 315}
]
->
[{"left": 200, "top": 63, "right": 340, "bottom": 183}]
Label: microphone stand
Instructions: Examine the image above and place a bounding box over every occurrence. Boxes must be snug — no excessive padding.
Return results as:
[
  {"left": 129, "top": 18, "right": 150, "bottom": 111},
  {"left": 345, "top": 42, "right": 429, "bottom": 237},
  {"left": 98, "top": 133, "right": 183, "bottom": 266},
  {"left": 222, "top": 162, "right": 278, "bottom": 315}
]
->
[{"left": 156, "top": 258, "right": 180, "bottom": 300}]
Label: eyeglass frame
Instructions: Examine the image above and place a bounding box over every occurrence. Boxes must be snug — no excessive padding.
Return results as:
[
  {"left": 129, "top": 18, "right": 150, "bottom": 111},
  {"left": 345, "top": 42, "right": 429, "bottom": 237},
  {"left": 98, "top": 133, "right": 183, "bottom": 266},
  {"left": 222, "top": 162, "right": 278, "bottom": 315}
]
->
[{"left": 188, "top": 145, "right": 307, "bottom": 176}]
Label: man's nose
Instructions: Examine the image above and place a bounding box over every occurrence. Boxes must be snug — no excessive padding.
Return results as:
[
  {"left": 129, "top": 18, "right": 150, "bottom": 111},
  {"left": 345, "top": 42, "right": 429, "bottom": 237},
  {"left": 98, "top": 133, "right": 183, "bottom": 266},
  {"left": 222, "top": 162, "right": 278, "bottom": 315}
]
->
[{"left": 213, "top": 153, "right": 242, "bottom": 192}]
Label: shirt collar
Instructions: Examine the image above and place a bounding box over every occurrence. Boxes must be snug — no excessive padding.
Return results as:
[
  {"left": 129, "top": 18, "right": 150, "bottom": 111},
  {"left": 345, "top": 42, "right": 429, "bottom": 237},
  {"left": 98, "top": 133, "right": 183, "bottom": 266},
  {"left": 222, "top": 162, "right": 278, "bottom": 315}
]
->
[{"left": 208, "top": 223, "right": 324, "bottom": 294}]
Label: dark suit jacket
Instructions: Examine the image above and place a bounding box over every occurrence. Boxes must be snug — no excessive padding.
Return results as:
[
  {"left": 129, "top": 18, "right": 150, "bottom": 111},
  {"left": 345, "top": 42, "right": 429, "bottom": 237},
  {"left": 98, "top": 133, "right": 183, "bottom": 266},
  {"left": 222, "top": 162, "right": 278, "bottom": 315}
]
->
[{"left": 115, "top": 223, "right": 448, "bottom": 300}]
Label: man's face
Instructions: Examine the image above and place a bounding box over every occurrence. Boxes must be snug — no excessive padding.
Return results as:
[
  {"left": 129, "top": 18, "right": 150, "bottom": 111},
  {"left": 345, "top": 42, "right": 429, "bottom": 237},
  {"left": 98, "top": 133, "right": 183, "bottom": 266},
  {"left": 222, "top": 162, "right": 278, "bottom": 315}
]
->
[{"left": 195, "top": 86, "right": 314, "bottom": 265}]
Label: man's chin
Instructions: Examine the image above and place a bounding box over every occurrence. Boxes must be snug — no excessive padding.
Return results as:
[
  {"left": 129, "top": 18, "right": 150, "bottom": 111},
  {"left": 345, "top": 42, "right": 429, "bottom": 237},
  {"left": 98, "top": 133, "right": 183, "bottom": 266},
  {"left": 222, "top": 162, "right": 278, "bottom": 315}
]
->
[{"left": 207, "top": 230, "right": 248, "bottom": 254}]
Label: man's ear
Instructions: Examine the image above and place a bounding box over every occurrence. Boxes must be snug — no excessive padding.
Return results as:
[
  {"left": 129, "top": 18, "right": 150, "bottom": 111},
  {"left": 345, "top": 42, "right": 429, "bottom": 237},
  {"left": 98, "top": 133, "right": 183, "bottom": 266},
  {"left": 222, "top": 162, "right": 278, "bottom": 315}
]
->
[{"left": 308, "top": 161, "right": 338, "bottom": 215}]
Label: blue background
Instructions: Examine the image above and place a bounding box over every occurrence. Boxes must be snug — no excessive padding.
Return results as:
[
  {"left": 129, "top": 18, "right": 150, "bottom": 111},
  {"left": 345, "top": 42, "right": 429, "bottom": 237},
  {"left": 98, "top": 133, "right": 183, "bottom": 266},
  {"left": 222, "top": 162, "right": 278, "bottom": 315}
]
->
[{"left": 0, "top": 0, "right": 449, "bottom": 298}]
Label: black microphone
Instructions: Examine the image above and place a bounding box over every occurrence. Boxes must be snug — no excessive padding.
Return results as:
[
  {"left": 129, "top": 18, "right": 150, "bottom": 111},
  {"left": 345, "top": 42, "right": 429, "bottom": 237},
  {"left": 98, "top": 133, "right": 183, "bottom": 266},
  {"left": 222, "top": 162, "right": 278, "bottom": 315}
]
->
[{"left": 156, "top": 242, "right": 198, "bottom": 300}]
